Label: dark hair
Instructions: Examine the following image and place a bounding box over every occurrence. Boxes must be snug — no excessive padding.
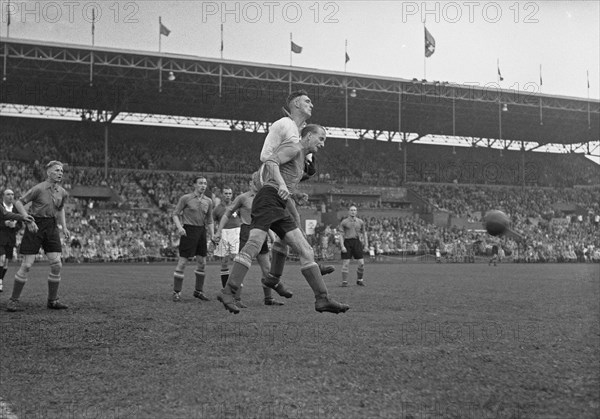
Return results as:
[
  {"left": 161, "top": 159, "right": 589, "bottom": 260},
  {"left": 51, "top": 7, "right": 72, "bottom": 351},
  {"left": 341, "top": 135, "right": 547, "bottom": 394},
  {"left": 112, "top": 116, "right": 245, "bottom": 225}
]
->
[
  {"left": 286, "top": 90, "right": 309, "bottom": 107},
  {"left": 193, "top": 176, "right": 206, "bottom": 185}
]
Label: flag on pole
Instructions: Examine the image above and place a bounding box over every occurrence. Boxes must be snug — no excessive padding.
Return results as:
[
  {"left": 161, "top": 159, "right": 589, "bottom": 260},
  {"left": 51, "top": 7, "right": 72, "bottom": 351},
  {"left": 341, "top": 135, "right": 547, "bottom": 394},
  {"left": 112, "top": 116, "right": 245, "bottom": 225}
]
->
[
  {"left": 497, "top": 59, "right": 504, "bottom": 81},
  {"left": 291, "top": 40, "right": 303, "bottom": 54},
  {"left": 587, "top": 70, "right": 590, "bottom": 88},
  {"left": 160, "top": 20, "right": 171, "bottom": 37},
  {"left": 220, "top": 24, "right": 224, "bottom": 55},
  {"left": 424, "top": 26, "right": 435, "bottom": 57},
  {"left": 345, "top": 52, "right": 350, "bottom": 63}
]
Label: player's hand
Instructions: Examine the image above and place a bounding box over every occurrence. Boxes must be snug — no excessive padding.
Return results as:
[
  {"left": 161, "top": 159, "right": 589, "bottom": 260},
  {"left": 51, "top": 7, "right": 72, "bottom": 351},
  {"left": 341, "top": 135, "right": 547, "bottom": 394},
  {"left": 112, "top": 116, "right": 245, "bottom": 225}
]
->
[
  {"left": 5, "top": 220, "right": 17, "bottom": 228},
  {"left": 63, "top": 227, "right": 71, "bottom": 240},
  {"left": 341, "top": 247, "right": 347, "bottom": 253},
  {"left": 177, "top": 227, "right": 186, "bottom": 236},
  {"left": 292, "top": 193, "right": 309, "bottom": 206},
  {"left": 277, "top": 186, "right": 290, "bottom": 200},
  {"left": 26, "top": 221, "right": 39, "bottom": 233}
]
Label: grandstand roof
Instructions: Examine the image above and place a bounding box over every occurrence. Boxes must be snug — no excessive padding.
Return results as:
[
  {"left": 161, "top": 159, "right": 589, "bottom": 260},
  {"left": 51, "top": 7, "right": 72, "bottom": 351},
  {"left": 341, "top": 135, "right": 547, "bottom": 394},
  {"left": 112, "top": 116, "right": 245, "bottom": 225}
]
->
[{"left": 1, "top": 39, "right": 598, "bottom": 146}]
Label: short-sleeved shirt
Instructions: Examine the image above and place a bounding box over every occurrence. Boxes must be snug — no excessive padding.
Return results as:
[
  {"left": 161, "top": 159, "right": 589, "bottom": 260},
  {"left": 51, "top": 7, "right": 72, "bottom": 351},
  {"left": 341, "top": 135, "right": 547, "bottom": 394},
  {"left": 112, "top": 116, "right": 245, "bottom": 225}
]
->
[
  {"left": 19, "top": 181, "right": 68, "bottom": 218},
  {"left": 173, "top": 193, "right": 213, "bottom": 227},
  {"left": 260, "top": 117, "right": 301, "bottom": 162},
  {"left": 258, "top": 141, "right": 305, "bottom": 194},
  {"left": 213, "top": 202, "right": 241, "bottom": 229},
  {"left": 227, "top": 191, "right": 255, "bottom": 226},
  {"left": 339, "top": 217, "right": 366, "bottom": 241}
]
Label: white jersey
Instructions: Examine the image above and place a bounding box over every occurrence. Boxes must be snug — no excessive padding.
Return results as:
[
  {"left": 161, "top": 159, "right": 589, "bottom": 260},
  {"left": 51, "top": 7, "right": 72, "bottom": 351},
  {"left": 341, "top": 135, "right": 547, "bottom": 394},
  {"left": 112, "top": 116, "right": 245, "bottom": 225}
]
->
[{"left": 260, "top": 117, "right": 301, "bottom": 162}]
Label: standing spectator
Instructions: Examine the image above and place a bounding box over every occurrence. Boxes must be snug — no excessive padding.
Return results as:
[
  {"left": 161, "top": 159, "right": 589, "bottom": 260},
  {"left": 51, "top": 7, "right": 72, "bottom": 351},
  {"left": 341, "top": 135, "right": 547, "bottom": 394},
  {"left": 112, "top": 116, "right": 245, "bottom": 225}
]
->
[
  {"left": 0, "top": 189, "right": 27, "bottom": 292},
  {"left": 171, "top": 176, "right": 214, "bottom": 302},
  {"left": 7, "top": 161, "right": 70, "bottom": 312},
  {"left": 339, "top": 205, "right": 369, "bottom": 287}
]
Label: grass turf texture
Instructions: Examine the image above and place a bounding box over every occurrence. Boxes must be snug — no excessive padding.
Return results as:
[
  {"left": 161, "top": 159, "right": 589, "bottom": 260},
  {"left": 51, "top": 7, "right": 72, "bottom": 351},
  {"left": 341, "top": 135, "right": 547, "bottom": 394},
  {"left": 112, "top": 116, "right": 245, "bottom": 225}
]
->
[{"left": 1, "top": 262, "right": 598, "bottom": 419}]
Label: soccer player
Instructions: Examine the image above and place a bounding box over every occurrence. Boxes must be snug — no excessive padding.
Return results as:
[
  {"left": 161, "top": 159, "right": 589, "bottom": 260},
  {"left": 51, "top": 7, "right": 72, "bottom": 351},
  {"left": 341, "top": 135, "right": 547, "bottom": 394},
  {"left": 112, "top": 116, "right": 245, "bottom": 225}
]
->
[
  {"left": 218, "top": 124, "right": 349, "bottom": 315},
  {"left": 171, "top": 176, "right": 214, "bottom": 302},
  {"left": 259, "top": 90, "right": 334, "bottom": 285},
  {"left": 339, "top": 205, "right": 369, "bottom": 287},
  {"left": 212, "top": 186, "right": 241, "bottom": 289},
  {"left": 7, "top": 161, "right": 70, "bottom": 312},
  {"left": 214, "top": 178, "right": 284, "bottom": 307},
  {"left": 0, "top": 189, "right": 29, "bottom": 292}
]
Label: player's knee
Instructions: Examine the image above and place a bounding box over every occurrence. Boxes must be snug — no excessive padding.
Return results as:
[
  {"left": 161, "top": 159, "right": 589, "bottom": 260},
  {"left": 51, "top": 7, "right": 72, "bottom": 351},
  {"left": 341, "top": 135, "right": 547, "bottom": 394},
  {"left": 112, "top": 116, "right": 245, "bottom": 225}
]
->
[
  {"left": 21, "top": 260, "right": 34, "bottom": 272},
  {"left": 358, "top": 260, "right": 365, "bottom": 269},
  {"left": 49, "top": 260, "right": 62, "bottom": 275}
]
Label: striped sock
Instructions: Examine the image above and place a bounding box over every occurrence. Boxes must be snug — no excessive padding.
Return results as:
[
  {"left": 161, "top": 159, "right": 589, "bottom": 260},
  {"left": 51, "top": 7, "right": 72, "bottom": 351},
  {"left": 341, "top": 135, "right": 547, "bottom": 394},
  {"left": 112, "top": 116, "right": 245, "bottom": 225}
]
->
[
  {"left": 173, "top": 270, "right": 184, "bottom": 293},
  {"left": 11, "top": 273, "right": 27, "bottom": 301},
  {"left": 357, "top": 265, "right": 364, "bottom": 281}
]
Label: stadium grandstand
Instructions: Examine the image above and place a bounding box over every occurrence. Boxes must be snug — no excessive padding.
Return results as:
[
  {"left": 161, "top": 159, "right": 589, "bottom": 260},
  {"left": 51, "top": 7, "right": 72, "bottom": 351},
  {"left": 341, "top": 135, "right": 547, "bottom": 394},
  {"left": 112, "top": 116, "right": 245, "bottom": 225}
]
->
[{"left": 1, "top": 38, "right": 599, "bottom": 264}]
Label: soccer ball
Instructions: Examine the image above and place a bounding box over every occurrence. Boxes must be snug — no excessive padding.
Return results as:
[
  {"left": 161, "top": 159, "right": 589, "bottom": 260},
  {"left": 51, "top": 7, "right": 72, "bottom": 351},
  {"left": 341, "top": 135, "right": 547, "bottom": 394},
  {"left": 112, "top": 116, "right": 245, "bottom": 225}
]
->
[{"left": 484, "top": 210, "right": 510, "bottom": 236}]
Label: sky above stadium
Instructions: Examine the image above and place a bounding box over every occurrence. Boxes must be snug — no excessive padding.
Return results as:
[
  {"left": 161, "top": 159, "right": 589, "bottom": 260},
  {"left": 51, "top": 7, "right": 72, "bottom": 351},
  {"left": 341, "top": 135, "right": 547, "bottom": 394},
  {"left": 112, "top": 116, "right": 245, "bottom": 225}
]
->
[{"left": 1, "top": 0, "right": 599, "bottom": 100}]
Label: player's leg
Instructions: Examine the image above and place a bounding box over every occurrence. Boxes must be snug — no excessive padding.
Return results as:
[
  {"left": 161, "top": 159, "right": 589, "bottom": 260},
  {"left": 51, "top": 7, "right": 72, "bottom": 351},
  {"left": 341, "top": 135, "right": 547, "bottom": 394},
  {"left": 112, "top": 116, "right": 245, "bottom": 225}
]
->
[
  {"left": 257, "top": 240, "right": 284, "bottom": 306},
  {"left": 265, "top": 236, "right": 288, "bottom": 290},
  {"left": 0, "top": 250, "right": 6, "bottom": 292},
  {"left": 356, "top": 257, "right": 366, "bottom": 286},
  {"left": 341, "top": 240, "right": 351, "bottom": 286},
  {"left": 218, "top": 228, "right": 268, "bottom": 314},
  {"left": 193, "top": 256, "right": 210, "bottom": 301},
  {"left": 172, "top": 256, "right": 187, "bottom": 301},
  {"left": 192, "top": 227, "right": 210, "bottom": 300},
  {"left": 283, "top": 228, "right": 349, "bottom": 314},
  {"left": 6, "top": 254, "right": 36, "bottom": 312},
  {"left": 46, "top": 252, "right": 68, "bottom": 309}
]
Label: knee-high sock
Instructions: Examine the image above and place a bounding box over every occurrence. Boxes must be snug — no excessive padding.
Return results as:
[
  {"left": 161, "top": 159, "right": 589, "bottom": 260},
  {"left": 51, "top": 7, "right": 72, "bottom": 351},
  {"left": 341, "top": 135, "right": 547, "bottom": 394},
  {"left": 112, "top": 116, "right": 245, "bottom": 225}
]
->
[
  {"left": 173, "top": 270, "right": 184, "bottom": 292},
  {"left": 11, "top": 273, "right": 27, "bottom": 301},
  {"left": 220, "top": 267, "right": 230, "bottom": 288},
  {"left": 0, "top": 267, "right": 7, "bottom": 280},
  {"left": 341, "top": 264, "right": 349, "bottom": 281},
  {"left": 224, "top": 252, "right": 251, "bottom": 295},
  {"left": 48, "top": 273, "right": 61, "bottom": 301},
  {"left": 194, "top": 269, "right": 205, "bottom": 292},
  {"left": 269, "top": 241, "right": 287, "bottom": 278},
  {"left": 357, "top": 265, "right": 364, "bottom": 280},
  {"left": 300, "top": 262, "right": 328, "bottom": 298}
]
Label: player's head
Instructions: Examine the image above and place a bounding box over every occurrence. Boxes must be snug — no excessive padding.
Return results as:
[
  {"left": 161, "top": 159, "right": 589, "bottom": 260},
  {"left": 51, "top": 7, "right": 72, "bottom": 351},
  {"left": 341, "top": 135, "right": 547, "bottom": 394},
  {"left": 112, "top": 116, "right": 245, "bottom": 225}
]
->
[
  {"left": 46, "top": 160, "right": 64, "bottom": 183},
  {"left": 286, "top": 90, "right": 312, "bottom": 119},
  {"left": 192, "top": 176, "right": 208, "bottom": 194},
  {"left": 2, "top": 189, "right": 14, "bottom": 204},
  {"left": 348, "top": 205, "right": 357, "bottom": 217},
  {"left": 301, "top": 124, "right": 326, "bottom": 154},
  {"left": 222, "top": 186, "right": 233, "bottom": 203}
]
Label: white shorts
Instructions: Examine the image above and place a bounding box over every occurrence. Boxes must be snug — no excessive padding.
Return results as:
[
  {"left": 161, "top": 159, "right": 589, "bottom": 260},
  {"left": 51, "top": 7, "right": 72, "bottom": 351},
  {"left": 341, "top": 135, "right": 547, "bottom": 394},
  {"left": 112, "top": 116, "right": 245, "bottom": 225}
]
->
[{"left": 214, "top": 227, "right": 241, "bottom": 257}]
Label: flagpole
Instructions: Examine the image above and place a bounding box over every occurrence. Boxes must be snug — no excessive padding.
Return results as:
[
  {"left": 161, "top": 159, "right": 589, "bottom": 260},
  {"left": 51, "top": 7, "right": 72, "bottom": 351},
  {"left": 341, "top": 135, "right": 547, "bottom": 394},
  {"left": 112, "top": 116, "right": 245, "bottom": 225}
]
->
[
  {"left": 220, "top": 24, "right": 224, "bottom": 59},
  {"left": 6, "top": 0, "right": 10, "bottom": 38},
  {"left": 159, "top": 17, "right": 162, "bottom": 53},
  {"left": 587, "top": 70, "right": 591, "bottom": 130},
  {"left": 344, "top": 39, "right": 348, "bottom": 73},
  {"left": 539, "top": 64, "right": 543, "bottom": 125},
  {"left": 289, "top": 33, "right": 293, "bottom": 67},
  {"left": 289, "top": 33, "right": 293, "bottom": 93},
  {"left": 423, "top": 24, "right": 426, "bottom": 79}
]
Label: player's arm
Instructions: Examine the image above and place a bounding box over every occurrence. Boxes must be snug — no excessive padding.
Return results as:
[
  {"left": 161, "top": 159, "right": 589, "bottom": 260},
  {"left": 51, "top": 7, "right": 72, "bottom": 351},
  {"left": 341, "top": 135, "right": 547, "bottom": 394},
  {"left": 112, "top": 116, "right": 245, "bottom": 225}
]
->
[
  {"left": 265, "top": 144, "right": 299, "bottom": 200},
  {"left": 362, "top": 221, "right": 369, "bottom": 250},
  {"left": 338, "top": 222, "right": 346, "bottom": 252},
  {"left": 205, "top": 199, "right": 214, "bottom": 241},
  {"left": 13, "top": 199, "right": 36, "bottom": 229},
  {"left": 172, "top": 197, "right": 186, "bottom": 236},
  {"left": 56, "top": 207, "right": 70, "bottom": 239}
]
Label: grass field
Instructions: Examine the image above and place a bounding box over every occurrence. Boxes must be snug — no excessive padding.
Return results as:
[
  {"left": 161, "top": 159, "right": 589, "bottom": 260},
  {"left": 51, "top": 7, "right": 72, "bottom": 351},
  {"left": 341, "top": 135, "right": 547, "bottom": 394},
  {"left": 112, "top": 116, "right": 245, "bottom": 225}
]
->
[{"left": 1, "top": 261, "right": 598, "bottom": 419}]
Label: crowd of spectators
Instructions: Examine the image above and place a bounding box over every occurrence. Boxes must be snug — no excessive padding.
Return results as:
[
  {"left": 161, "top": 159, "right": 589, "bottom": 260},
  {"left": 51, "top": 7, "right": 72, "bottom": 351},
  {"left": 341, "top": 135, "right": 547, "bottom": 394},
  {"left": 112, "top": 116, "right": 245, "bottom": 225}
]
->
[{"left": 1, "top": 117, "right": 599, "bottom": 264}]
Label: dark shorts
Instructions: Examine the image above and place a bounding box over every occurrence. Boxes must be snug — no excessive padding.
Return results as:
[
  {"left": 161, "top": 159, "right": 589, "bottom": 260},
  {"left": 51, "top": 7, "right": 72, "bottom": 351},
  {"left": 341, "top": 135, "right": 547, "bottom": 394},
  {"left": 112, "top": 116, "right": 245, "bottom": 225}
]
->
[
  {"left": 250, "top": 186, "right": 297, "bottom": 240},
  {"left": 342, "top": 238, "right": 364, "bottom": 260},
  {"left": 0, "top": 244, "right": 15, "bottom": 259},
  {"left": 179, "top": 225, "right": 207, "bottom": 258},
  {"left": 240, "top": 224, "right": 269, "bottom": 254},
  {"left": 19, "top": 217, "right": 63, "bottom": 255}
]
